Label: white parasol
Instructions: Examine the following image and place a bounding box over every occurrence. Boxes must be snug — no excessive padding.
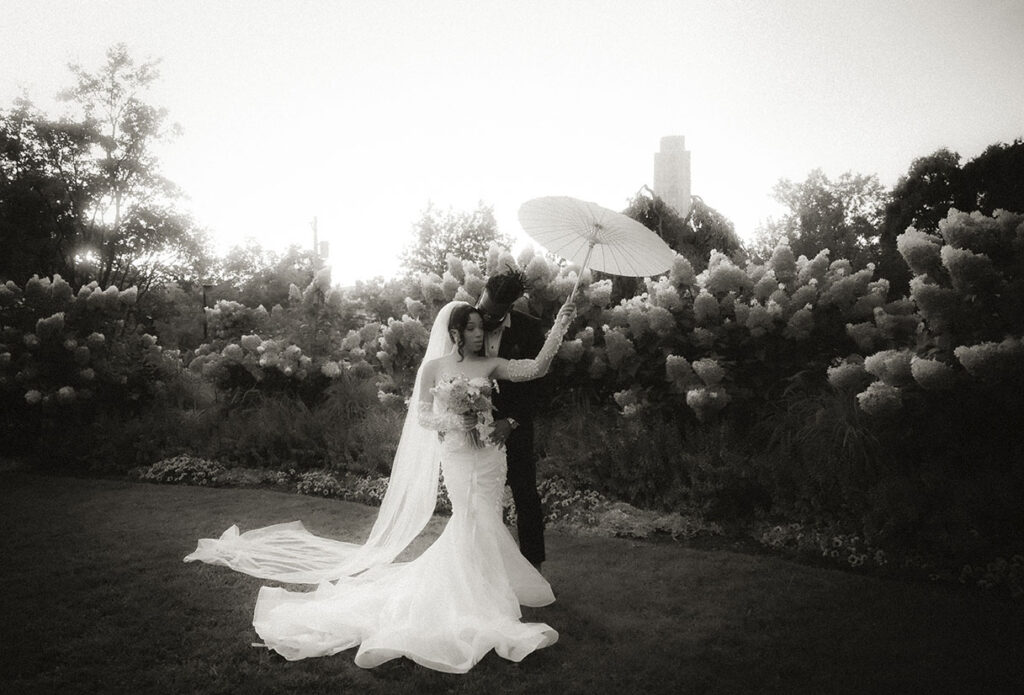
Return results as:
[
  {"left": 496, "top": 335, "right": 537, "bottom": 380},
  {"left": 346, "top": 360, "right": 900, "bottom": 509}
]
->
[{"left": 518, "top": 196, "right": 675, "bottom": 300}]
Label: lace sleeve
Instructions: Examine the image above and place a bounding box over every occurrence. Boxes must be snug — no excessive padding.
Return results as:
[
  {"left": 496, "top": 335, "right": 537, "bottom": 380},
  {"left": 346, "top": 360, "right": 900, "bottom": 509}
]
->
[
  {"left": 416, "top": 401, "right": 466, "bottom": 432},
  {"left": 504, "top": 314, "right": 571, "bottom": 382}
]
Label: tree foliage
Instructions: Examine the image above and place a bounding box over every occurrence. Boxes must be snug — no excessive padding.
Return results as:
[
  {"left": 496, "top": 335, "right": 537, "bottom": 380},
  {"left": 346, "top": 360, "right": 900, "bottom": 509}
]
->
[
  {"left": 616, "top": 188, "right": 741, "bottom": 300},
  {"left": 0, "top": 44, "right": 209, "bottom": 292},
  {"left": 214, "top": 241, "right": 317, "bottom": 309},
  {"left": 399, "top": 201, "right": 513, "bottom": 277},
  {"left": 879, "top": 140, "right": 1024, "bottom": 292},
  {"left": 752, "top": 169, "right": 886, "bottom": 268},
  {"left": 623, "top": 187, "right": 742, "bottom": 271}
]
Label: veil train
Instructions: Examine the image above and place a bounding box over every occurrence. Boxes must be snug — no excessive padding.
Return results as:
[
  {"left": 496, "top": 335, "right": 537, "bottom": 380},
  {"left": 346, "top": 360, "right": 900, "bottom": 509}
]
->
[{"left": 184, "top": 301, "right": 463, "bottom": 583}]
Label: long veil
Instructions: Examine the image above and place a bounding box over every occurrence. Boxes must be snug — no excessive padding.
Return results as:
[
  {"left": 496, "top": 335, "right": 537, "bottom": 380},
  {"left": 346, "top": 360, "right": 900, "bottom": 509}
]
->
[{"left": 184, "top": 301, "right": 464, "bottom": 583}]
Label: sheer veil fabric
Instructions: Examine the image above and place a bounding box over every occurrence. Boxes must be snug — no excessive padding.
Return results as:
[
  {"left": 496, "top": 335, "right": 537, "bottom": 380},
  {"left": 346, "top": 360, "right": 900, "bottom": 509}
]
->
[{"left": 184, "top": 300, "right": 558, "bottom": 672}]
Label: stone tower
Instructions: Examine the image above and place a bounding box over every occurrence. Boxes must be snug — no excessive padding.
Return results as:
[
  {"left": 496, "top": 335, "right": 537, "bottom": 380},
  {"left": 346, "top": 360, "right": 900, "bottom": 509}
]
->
[{"left": 653, "top": 135, "right": 692, "bottom": 218}]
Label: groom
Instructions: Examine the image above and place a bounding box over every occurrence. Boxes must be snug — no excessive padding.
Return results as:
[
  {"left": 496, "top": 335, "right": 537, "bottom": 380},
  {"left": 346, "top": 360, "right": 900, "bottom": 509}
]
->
[{"left": 478, "top": 269, "right": 551, "bottom": 571}]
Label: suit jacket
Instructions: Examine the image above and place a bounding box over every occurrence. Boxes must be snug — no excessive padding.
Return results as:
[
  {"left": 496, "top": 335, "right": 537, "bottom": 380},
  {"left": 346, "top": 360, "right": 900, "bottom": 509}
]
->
[{"left": 491, "top": 310, "right": 547, "bottom": 424}]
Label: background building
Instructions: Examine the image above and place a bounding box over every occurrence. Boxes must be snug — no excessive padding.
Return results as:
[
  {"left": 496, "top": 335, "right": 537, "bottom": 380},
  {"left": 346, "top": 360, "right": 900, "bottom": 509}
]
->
[{"left": 653, "top": 135, "right": 692, "bottom": 218}]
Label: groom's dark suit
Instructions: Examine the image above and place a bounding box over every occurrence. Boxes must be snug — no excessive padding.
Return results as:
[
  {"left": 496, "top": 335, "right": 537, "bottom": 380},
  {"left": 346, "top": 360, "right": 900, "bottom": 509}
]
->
[{"left": 490, "top": 309, "right": 547, "bottom": 566}]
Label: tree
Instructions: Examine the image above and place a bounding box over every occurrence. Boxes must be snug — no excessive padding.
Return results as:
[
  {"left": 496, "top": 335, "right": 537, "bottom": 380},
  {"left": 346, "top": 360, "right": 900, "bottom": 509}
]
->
[
  {"left": 878, "top": 140, "right": 1024, "bottom": 293},
  {"left": 214, "top": 240, "right": 316, "bottom": 309},
  {"left": 0, "top": 44, "right": 210, "bottom": 292},
  {"left": 0, "top": 98, "right": 97, "bottom": 283},
  {"left": 612, "top": 187, "right": 741, "bottom": 299},
  {"left": 752, "top": 169, "right": 886, "bottom": 267},
  {"left": 623, "top": 186, "right": 741, "bottom": 270},
  {"left": 399, "top": 201, "right": 513, "bottom": 277},
  {"left": 961, "top": 139, "right": 1024, "bottom": 216}
]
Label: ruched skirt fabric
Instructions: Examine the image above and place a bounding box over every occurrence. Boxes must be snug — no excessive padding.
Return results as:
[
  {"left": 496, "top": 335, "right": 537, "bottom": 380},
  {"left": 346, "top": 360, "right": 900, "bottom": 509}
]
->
[{"left": 251, "top": 440, "right": 557, "bottom": 673}]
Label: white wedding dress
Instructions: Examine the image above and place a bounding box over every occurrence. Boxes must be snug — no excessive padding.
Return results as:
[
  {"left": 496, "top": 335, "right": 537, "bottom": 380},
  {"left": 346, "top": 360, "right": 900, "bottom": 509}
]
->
[{"left": 185, "top": 301, "right": 567, "bottom": 673}]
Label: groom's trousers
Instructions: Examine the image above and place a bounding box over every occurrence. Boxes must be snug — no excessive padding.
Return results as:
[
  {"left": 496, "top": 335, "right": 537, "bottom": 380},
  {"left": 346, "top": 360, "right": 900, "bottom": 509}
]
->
[{"left": 506, "top": 421, "right": 545, "bottom": 565}]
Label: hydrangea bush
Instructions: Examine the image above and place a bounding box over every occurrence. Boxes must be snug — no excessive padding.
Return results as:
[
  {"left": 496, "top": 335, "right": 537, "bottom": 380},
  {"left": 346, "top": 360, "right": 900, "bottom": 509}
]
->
[{"left": 0, "top": 274, "right": 185, "bottom": 461}]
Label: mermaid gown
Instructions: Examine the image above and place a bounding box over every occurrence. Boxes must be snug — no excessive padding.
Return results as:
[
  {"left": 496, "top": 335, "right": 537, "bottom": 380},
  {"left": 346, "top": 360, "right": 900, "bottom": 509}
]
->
[{"left": 187, "top": 383, "right": 557, "bottom": 673}]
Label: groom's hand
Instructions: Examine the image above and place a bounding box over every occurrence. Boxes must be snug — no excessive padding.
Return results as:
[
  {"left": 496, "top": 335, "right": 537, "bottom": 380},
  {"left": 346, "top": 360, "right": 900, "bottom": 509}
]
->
[{"left": 489, "top": 418, "right": 514, "bottom": 444}]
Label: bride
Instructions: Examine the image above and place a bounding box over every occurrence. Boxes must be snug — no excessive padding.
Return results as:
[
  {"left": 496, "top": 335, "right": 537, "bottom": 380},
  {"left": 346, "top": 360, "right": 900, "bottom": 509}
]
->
[{"left": 185, "top": 298, "right": 575, "bottom": 673}]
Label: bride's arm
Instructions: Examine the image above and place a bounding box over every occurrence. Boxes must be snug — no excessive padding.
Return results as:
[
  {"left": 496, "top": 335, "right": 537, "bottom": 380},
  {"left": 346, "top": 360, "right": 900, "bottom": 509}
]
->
[
  {"left": 415, "top": 360, "right": 472, "bottom": 432},
  {"left": 492, "top": 301, "right": 575, "bottom": 382}
]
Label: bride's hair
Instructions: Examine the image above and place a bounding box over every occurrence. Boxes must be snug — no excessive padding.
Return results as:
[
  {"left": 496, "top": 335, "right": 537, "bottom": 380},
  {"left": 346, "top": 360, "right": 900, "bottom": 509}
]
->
[{"left": 447, "top": 302, "right": 481, "bottom": 360}]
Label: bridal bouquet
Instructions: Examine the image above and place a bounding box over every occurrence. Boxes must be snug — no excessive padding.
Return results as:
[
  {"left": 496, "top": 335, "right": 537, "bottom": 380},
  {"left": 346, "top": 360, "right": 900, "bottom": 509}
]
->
[{"left": 430, "top": 375, "right": 495, "bottom": 448}]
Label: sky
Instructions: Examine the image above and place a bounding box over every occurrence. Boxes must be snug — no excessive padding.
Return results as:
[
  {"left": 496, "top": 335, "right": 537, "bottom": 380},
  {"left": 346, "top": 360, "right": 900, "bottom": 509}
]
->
[{"left": 2, "top": 0, "right": 1023, "bottom": 285}]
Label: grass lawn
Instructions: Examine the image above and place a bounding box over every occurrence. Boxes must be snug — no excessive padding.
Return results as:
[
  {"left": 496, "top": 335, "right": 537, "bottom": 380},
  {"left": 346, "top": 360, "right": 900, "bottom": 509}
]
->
[{"left": 1, "top": 472, "right": 1022, "bottom": 695}]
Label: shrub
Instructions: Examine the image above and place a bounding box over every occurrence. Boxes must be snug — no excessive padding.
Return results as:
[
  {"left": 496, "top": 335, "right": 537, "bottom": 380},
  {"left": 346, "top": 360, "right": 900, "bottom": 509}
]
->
[{"left": 133, "top": 455, "right": 225, "bottom": 486}]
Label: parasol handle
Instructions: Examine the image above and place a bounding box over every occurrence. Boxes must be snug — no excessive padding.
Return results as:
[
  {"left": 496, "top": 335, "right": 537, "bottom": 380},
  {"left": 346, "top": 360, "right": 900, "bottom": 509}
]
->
[{"left": 568, "top": 241, "right": 596, "bottom": 303}]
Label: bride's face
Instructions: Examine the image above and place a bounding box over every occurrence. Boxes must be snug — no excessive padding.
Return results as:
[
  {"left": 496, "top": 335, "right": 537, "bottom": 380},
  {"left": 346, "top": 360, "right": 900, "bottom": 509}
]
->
[{"left": 460, "top": 312, "right": 486, "bottom": 354}]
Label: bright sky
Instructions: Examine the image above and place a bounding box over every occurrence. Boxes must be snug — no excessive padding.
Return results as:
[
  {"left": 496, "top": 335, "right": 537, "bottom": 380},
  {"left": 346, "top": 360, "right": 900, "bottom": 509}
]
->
[{"left": 2, "top": 0, "right": 1023, "bottom": 284}]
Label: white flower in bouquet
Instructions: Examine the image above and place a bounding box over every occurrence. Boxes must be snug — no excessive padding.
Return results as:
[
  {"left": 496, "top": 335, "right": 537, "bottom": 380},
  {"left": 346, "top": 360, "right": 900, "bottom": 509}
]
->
[
  {"left": 430, "top": 375, "right": 495, "bottom": 448},
  {"left": 24, "top": 389, "right": 43, "bottom": 405},
  {"left": 321, "top": 361, "right": 342, "bottom": 378},
  {"left": 56, "top": 386, "right": 76, "bottom": 404}
]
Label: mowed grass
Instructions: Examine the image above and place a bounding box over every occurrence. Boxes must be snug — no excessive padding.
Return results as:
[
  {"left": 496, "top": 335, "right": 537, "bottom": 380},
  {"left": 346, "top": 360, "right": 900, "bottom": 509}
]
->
[{"left": 1, "top": 473, "right": 1022, "bottom": 695}]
